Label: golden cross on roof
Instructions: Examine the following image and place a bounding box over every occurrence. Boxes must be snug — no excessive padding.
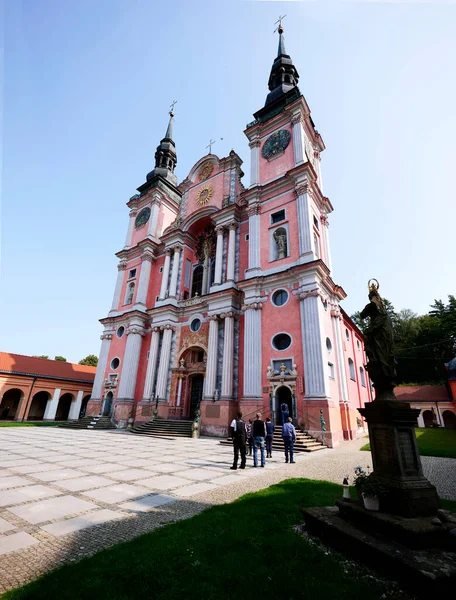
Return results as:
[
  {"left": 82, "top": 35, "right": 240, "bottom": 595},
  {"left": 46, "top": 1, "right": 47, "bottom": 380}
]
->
[
  {"left": 274, "top": 14, "right": 287, "bottom": 33},
  {"left": 206, "top": 138, "right": 216, "bottom": 154}
]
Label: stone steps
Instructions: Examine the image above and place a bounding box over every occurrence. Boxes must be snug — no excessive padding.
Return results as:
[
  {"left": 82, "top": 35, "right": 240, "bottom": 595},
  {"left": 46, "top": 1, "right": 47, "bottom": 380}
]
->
[
  {"left": 220, "top": 425, "right": 326, "bottom": 453},
  {"left": 59, "top": 416, "right": 116, "bottom": 430},
  {"left": 131, "top": 418, "right": 193, "bottom": 438}
]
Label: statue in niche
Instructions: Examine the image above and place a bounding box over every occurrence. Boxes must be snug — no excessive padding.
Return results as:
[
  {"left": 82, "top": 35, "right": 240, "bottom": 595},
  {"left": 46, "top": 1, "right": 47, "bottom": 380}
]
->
[
  {"left": 360, "top": 280, "right": 397, "bottom": 398},
  {"left": 273, "top": 228, "right": 287, "bottom": 259}
]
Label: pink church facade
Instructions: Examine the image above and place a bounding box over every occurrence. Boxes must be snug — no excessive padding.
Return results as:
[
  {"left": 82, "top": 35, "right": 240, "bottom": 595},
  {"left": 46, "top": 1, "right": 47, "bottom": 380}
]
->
[{"left": 87, "top": 27, "right": 372, "bottom": 447}]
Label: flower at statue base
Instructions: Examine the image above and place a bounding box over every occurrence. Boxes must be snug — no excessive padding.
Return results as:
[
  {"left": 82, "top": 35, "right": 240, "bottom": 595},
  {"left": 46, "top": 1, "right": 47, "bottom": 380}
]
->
[{"left": 353, "top": 465, "right": 387, "bottom": 511}]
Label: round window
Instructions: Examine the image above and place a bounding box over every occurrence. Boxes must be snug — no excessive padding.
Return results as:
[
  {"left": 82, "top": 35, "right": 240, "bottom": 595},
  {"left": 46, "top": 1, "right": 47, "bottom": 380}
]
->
[
  {"left": 110, "top": 357, "right": 120, "bottom": 370},
  {"left": 326, "top": 337, "right": 332, "bottom": 352},
  {"left": 116, "top": 326, "right": 125, "bottom": 338},
  {"left": 272, "top": 289, "right": 288, "bottom": 307},
  {"left": 272, "top": 333, "right": 292, "bottom": 351},
  {"left": 190, "top": 318, "right": 202, "bottom": 332}
]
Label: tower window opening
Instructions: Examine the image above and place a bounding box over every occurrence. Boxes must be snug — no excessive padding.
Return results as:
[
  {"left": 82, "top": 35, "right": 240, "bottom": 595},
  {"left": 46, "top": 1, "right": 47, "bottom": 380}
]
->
[
  {"left": 191, "top": 265, "right": 204, "bottom": 297},
  {"left": 125, "top": 281, "right": 135, "bottom": 305},
  {"left": 314, "top": 232, "right": 320, "bottom": 258},
  {"left": 271, "top": 209, "right": 286, "bottom": 224},
  {"left": 328, "top": 362, "right": 335, "bottom": 379},
  {"left": 313, "top": 215, "right": 319, "bottom": 229},
  {"left": 348, "top": 358, "right": 356, "bottom": 381},
  {"left": 360, "top": 367, "right": 366, "bottom": 387},
  {"left": 128, "top": 269, "right": 136, "bottom": 279}
]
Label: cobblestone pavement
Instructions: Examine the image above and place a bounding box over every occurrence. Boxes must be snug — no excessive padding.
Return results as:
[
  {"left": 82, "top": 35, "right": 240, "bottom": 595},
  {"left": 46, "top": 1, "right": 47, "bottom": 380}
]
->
[{"left": 0, "top": 428, "right": 454, "bottom": 593}]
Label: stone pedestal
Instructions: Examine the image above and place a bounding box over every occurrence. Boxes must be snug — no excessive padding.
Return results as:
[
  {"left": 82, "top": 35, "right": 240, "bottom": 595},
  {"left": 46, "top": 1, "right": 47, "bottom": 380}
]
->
[{"left": 359, "top": 400, "right": 439, "bottom": 517}]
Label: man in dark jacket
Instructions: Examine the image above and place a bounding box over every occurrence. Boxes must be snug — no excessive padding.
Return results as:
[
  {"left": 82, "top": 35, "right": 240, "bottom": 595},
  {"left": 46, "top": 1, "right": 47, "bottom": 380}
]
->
[
  {"left": 230, "top": 412, "right": 247, "bottom": 470},
  {"left": 252, "top": 413, "right": 266, "bottom": 468}
]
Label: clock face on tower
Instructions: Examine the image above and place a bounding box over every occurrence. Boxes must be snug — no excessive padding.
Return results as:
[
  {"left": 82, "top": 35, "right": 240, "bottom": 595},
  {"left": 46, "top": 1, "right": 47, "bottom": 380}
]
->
[
  {"left": 261, "top": 130, "right": 291, "bottom": 160},
  {"left": 135, "top": 207, "right": 151, "bottom": 229}
]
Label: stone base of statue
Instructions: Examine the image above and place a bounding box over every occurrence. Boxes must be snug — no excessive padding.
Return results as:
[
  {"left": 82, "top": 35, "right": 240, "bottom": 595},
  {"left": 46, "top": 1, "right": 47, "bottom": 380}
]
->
[{"left": 358, "top": 396, "right": 440, "bottom": 517}]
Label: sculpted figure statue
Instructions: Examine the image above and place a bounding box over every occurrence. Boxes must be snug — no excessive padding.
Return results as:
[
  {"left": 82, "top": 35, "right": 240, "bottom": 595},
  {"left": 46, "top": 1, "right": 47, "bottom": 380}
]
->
[
  {"left": 360, "top": 280, "right": 397, "bottom": 397},
  {"left": 273, "top": 229, "right": 287, "bottom": 259}
]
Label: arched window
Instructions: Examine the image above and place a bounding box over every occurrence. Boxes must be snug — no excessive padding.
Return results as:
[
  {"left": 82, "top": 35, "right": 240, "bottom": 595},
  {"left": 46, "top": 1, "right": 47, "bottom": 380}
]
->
[
  {"left": 191, "top": 265, "right": 204, "bottom": 297},
  {"left": 326, "top": 338, "right": 332, "bottom": 353},
  {"left": 273, "top": 227, "right": 288, "bottom": 260},
  {"left": 359, "top": 367, "right": 366, "bottom": 387},
  {"left": 314, "top": 232, "right": 320, "bottom": 258},
  {"left": 125, "top": 282, "right": 135, "bottom": 305},
  {"left": 348, "top": 358, "right": 356, "bottom": 381}
]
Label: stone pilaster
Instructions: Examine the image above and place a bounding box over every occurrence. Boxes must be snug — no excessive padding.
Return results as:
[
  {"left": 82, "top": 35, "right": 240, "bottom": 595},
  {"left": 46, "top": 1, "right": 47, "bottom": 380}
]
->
[
  {"left": 204, "top": 315, "right": 219, "bottom": 398},
  {"left": 249, "top": 138, "right": 260, "bottom": 187},
  {"left": 213, "top": 227, "right": 224, "bottom": 285},
  {"left": 291, "top": 113, "right": 305, "bottom": 165},
  {"left": 91, "top": 330, "right": 113, "bottom": 401},
  {"left": 221, "top": 312, "right": 235, "bottom": 398},
  {"left": 68, "top": 391, "right": 84, "bottom": 420},
  {"left": 109, "top": 261, "right": 127, "bottom": 313},
  {"left": 116, "top": 323, "right": 146, "bottom": 401},
  {"left": 295, "top": 181, "right": 314, "bottom": 261},
  {"left": 159, "top": 249, "right": 172, "bottom": 299},
  {"left": 227, "top": 223, "right": 237, "bottom": 281},
  {"left": 321, "top": 213, "right": 332, "bottom": 272},
  {"left": 242, "top": 302, "right": 262, "bottom": 398},
  {"left": 331, "top": 305, "right": 349, "bottom": 402},
  {"left": 155, "top": 325, "right": 174, "bottom": 400},
  {"left": 299, "top": 290, "right": 328, "bottom": 398},
  {"left": 168, "top": 246, "right": 181, "bottom": 298},
  {"left": 135, "top": 251, "right": 154, "bottom": 306},
  {"left": 142, "top": 327, "right": 161, "bottom": 400},
  {"left": 124, "top": 209, "right": 137, "bottom": 248},
  {"left": 147, "top": 199, "right": 160, "bottom": 239},
  {"left": 44, "top": 388, "right": 61, "bottom": 421},
  {"left": 247, "top": 203, "right": 261, "bottom": 273}
]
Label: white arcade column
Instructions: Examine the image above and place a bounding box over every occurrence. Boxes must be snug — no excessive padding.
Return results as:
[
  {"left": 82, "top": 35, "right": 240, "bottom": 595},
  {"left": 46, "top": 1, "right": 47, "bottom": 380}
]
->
[
  {"left": 221, "top": 312, "right": 235, "bottom": 398},
  {"left": 44, "top": 388, "right": 61, "bottom": 421},
  {"left": 124, "top": 209, "right": 137, "bottom": 248},
  {"left": 299, "top": 290, "right": 329, "bottom": 398},
  {"left": 213, "top": 227, "right": 224, "bottom": 285},
  {"left": 91, "top": 330, "right": 113, "bottom": 401},
  {"left": 295, "top": 182, "right": 314, "bottom": 261},
  {"left": 176, "top": 376, "right": 183, "bottom": 406},
  {"left": 242, "top": 303, "right": 262, "bottom": 397},
  {"left": 204, "top": 315, "right": 219, "bottom": 398},
  {"left": 249, "top": 138, "right": 261, "bottom": 187},
  {"left": 142, "top": 327, "right": 161, "bottom": 400},
  {"left": 168, "top": 246, "right": 181, "bottom": 298},
  {"left": 291, "top": 113, "right": 305, "bottom": 165},
  {"left": 110, "top": 261, "right": 127, "bottom": 313},
  {"left": 159, "top": 249, "right": 172, "bottom": 299},
  {"left": 136, "top": 251, "right": 154, "bottom": 306},
  {"left": 226, "top": 223, "right": 237, "bottom": 281},
  {"left": 68, "top": 391, "right": 84, "bottom": 420},
  {"left": 155, "top": 325, "right": 174, "bottom": 400},
  {"left": 117, "top": 322, "right": 146, "bottom": 400}
]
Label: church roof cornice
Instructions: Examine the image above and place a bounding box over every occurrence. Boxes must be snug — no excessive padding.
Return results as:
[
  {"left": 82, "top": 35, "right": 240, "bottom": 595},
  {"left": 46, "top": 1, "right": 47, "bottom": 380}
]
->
[{"left": 115, "top": 238, "right": 159, "bottom": 261}]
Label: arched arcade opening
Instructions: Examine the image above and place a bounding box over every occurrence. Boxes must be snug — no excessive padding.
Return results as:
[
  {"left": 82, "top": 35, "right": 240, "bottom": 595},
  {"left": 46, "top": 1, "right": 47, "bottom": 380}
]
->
[
  {"left": 55, "top": 393, "right": 74, "bottom": 421},
  {"left": 0, "top": 388, "right": 23, "bottom": 420},
  {"left": 28, "top": 391, "right": 50, "bottom": 421}
]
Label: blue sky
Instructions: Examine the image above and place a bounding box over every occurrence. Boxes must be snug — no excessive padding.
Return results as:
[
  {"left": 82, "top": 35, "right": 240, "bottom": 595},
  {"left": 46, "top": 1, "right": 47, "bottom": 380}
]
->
[{"left": 1, "top": 0, "right": 454, "bottom": 363}]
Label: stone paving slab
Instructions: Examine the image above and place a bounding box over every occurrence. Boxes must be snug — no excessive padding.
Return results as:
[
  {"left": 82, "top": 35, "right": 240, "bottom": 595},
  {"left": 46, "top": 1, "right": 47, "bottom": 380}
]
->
[
  {"left": 172, "top": 483, "right": 218, "bottom": 497},
  {"left": 82, "top": 484, "right": 151, "bottom": 504},
  {"left": 30, "top": 469, "right": 86, "bottom": 482},
  {"left": 40, "top": 509, "right": 123, "bottom": 536},
  {"left": 119, "top": 494, "right": 177, "bottom": 512},
  {"left": 8, "top": 495, "right": 98, "bottom": 524},
  {"left": 0, "top": 476, "right": 32, "bottom": 490},
  {"left": 106, "top": 469, "right": 158, "bottom": 482},
  {"left": 0, "top": 517, "right": 16, "bottom": 533},
  {"left": 0, "top": 485, "right": 62, "bottom": 508},
  {"left": 8, "top": 463, "right": 65, "bottom": 475},
  {"left": 82, "top": 463, "right": 129, "bottom": 474},
  {"left": 54, "top": 476, "right": 115, "bottom": 492},
  {"left": 172, "top": 468, "right": 226, "bottom": 481},
  {"left": 0, "top": 532, "right": 39, "bottom": 556},
  {"left": 134, "top": 475, "right": 191, "bottom": 490}
]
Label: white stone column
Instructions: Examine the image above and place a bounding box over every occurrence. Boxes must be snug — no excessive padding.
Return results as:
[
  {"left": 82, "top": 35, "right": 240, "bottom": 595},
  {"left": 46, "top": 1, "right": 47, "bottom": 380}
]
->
[
  {"left": 321, "top": 214, "right": 332, "bottom": 272},
  {"left": 221, "top": 313, "right": 234, "bottom": 398},
  {"left": 147, "top": 201, "right": 160, "bottom": 238},
  {"left": 249, "top": 138, "right": 260, "bottom": 187},
  {"left": 227, "top": 223, "right": 237, "bottom": 281},
  {"left": 142, "top": 327, "right": 161, "bottom": 400},
  {"left": 295, "top": 182, "right": 314, "bottom": 260},
  {"left": 316, "top": 152, "right": 323, "bottom": 193},
  {"left": 159, "top": 249, "right": 172, "bottom": 299},
  {"left": 68, "top": 391, "right": 84, "bottom": 420},
  {"left": 44, "top": 388, "right": 61, "bottom": 421},
  {"left": 291, "top": 113, "right": 305, "bottom": 165},
  {"left": 213, "top": 227, "right": 224, "bottom": 285},
  {"left": 155, "top": 325, "right": 174, "bottom": 400},
  {"left": 299, "top": 290, "right": 329, "bottom": 398},
  {"left": 110, "top": 261, "right": 127, "bottom": 313},
  {"left": 243, "top": 303, "right": 262, "bottom": 397},
  {"left": 204, "top": 316, "right": 219, "bottom": 398},
  {"left": 117, "top": 323, "right": 146, "bottom": 400},
  {"left": 91, "top": 331, "right": 113, "bottom": 400},
  {"left": 247, "top": 204, "right": 261, "bottom": 272},
  {"left": 417, "top": 411, "right": 425, "bottom": 428},
  {"left": 135, "top": 251, "right": 154, "bottom": 306},
  {"left": 176, "top": 376, "right": 183, "bottom": 406},
  {"left": 124, "top": 209, "right": 137, "bottom": 248},
  {"left": 168, "top": 246, "right": 181, "bottom": 298},
  {"left": 332, "top": 307, "right": 349, "bottom": 403}
]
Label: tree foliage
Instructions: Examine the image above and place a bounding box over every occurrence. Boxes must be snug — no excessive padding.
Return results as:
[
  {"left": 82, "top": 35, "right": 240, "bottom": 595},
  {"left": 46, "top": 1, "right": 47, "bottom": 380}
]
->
[
  {"left": 54, "top": 356, "right": 67, "bottom": 362},
  {"left": 33, "top": 355, "right": 49, "bottom": 360},
  {"left": 351, "top": 295, "right": 456, "bottom": 385},
  {"left": 78, "top": 354, "right": 98, "bottom": 367}
]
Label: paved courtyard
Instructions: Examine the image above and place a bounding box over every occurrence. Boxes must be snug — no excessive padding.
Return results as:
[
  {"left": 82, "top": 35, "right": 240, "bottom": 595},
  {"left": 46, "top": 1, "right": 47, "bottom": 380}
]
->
[{"left": 0, "top": 428, "right": 454, "bottom": 593}]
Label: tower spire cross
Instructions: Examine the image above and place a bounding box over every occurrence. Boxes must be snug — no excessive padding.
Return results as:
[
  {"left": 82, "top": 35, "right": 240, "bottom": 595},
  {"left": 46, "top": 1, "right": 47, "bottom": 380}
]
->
[
  {"left": 169, "top": 100, "right": 177, "bottom": 115},
  {"left": 274, "top": 14, "right": 286, "bottom": 32},
  {"left": 206, "top": 138, "right": 216, "bottom": 154}
]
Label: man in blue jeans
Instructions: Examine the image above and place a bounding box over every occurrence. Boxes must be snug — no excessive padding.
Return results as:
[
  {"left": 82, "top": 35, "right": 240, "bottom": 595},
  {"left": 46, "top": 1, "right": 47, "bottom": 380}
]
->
[
  {"left": 252, "top": 413, "right": 266, "bottom": 467},
  {"left": 282, "top": 417, "right": 296, "bottom": 463}
]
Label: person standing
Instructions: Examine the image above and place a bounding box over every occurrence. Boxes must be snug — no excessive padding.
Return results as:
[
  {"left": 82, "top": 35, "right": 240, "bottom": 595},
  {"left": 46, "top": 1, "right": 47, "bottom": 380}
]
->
[
  {"left": 280, "top": 402, "right": 289, "bottom": 425},
  {"left": 252, "top": 413, "right": 266, "bottom": 468},
  {"left": 230, "top": 412, "right": 247, "bottom": 470},
  {"left": 246, "top": 419, "right": 253, "bottom": 456},
  {"left": 265, "top": 417, "right": 275, "bottom": 458},
  {"left": 282, "top": 417, "right": 296, "bottom": 464}
]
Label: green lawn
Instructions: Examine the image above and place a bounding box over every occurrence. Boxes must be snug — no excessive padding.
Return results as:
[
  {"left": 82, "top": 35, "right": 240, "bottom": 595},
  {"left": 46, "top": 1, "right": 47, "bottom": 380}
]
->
[
  {"left": 0, "top": 421, "right": 67, "bottom": 427},
  {"left": 3, "top": 479, "right": 411, "bottom": 600},
  {"left": 361, "top": 427, "right": 456, "bottom": 458}
]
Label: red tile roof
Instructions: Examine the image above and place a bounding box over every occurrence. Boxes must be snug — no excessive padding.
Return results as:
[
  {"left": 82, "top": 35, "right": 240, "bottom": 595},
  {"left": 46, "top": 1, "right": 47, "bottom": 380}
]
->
[
  {"left": 395, "top": 385, "right": 450, "bottom": 402},
  {"left": 0, "top": 352, "right": 96, "bottom": 382}
]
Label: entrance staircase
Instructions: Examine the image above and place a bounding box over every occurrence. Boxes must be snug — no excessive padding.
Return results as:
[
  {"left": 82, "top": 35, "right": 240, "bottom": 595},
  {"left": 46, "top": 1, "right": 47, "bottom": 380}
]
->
[
  {"left": 131, "top": 418, "right": 193, "bottom": 438},
  {"left": 59, "top": 416, "right": 116, "bottom": 430},
  {"left": 220, "top": 425, "right": 326, "bottom": 453}
]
